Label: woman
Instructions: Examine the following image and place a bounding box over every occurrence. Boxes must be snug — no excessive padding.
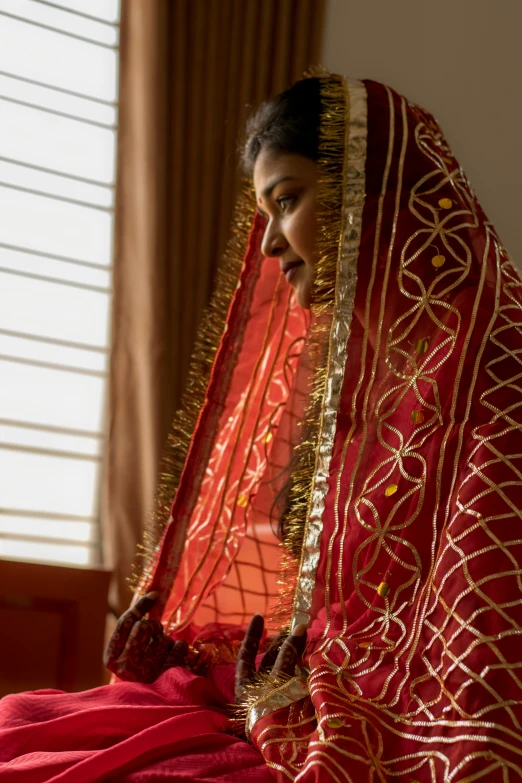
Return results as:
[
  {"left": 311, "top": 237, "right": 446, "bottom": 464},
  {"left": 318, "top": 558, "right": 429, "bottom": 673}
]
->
[{"left": 1, "top": 73, "right": 521, "bottom": 782}]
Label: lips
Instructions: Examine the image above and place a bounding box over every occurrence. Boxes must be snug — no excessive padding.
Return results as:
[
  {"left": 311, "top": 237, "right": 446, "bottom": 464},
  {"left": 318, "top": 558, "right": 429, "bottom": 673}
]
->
[{"left": 281, "top": 260, "right": 304, "bottom": 283}]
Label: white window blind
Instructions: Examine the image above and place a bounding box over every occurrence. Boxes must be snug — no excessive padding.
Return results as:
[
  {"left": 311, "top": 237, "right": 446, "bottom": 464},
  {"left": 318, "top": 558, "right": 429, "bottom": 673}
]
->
[{"left": 0, "top": 0, "right": 120, "bottom": 567}]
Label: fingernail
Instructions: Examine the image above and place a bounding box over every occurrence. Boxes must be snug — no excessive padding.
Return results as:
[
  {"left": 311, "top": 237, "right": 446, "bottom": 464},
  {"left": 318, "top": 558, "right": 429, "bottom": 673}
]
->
[
  {"left": 146, "top": 590, "right": 159, "bottom": 599},
  {"left": 293, "top": 624, "right": 307, "bottom": 636}
]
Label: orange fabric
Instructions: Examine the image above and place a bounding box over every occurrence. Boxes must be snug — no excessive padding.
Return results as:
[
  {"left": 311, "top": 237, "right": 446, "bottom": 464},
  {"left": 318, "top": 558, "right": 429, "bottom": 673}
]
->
[
  {"left": 143, "top": 217, "right": 311, "bottom": 633},
  {"left": 103, "top": 0, "right": 325, "bottom": 613}
]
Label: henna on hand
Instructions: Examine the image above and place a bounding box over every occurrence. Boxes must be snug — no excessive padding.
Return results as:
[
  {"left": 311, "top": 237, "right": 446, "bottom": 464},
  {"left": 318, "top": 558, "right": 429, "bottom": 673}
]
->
[
  {"left": 258, "top": 631, "right": 287, "bottom": 675},
  {"left": 235, "top": 614, "right": 264, "bottom": 702},
  {"left": 270, "top": 625, "right": 307, "bottom": 681},
  {"left": 164, "top": 639, "right": 190, "bottom": 669},
  {"left": 104, "top": 592, "right": 159, "bottom": 669},
  {"left": 105, "top": 592, "right": 188, "bottom": 683},
  {"left": 235, "top": 615, "right": 307, "bottom": 703}
]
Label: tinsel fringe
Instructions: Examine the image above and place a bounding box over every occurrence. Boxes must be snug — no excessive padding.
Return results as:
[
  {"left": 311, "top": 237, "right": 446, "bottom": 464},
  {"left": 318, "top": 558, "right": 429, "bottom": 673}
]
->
[
  {"left": 229, "top": 668, "right": 294, "bottom": 729},
  {"left": 267, "top": 73, "right": 349, "bottom": 629}
]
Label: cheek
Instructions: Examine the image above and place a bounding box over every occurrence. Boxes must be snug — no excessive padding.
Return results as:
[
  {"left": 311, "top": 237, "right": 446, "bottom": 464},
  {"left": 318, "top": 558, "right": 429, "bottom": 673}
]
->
[{"left": 288, "top": 204, "right": 317, "bottom": 259}]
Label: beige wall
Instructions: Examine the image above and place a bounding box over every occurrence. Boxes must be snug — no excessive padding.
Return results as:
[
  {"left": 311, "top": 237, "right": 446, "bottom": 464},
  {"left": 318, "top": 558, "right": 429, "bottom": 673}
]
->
[{"left": 321, "top": 0, "right": 521, "bottom": 266}]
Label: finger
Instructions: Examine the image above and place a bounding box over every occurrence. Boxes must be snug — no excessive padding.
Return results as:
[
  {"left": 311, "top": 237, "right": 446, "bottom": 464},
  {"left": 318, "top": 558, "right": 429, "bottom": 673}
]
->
[
  {"left": 105, "top": 591, "right": 160, "bottom": 665},
  {"left": 271, "top": 624, "right": 307, "bottom": 680},
  {"left": 138, "top": 634, "right": 174, "bottom": 681},
  {"left": 235, "top": 614, "right": 264, "bottom": 694},
  {"left": 105, "top": 620, "right": 155, "bottom": 680},
  {"left": 126, "top": 618, "right": 162, "bottom": 655},
  {"left": 140, "top": 618, "right": 164, "bottom": 637},
  {"left": 164, "top": 639, "right": 189, "bottom": 670},
  {"left": 108, "top": 618, "right": 160, "bottom": 677},
  {"left": 123, "top": 631, "right": 172, "bottom": 684},
  {"left": 258, "top": 631, "right": 287, "bottom": 675},
  {"left": 104, "top": 603, "right": 150, "bottom": 666},
  {"left": 131, "top": 591, "right": 160, "bottom": 619}
]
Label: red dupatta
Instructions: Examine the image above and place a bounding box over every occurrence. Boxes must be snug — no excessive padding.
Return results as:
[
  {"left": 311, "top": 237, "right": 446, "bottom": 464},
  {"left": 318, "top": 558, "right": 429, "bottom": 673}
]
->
[{"left": 135, "top": 76, "right": 522, "bottom": 781}]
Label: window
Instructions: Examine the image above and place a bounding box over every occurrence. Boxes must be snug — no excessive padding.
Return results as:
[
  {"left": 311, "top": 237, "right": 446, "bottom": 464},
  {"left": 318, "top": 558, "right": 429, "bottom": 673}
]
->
[{"left": 0, "top": 0, "right": 120, "bottom": 567}]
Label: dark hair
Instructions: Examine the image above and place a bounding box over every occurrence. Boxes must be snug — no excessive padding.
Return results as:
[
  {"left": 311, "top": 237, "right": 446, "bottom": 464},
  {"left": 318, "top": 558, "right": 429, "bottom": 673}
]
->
[{"left": 242, "top": 77, "right": 322, "bottom": 175}]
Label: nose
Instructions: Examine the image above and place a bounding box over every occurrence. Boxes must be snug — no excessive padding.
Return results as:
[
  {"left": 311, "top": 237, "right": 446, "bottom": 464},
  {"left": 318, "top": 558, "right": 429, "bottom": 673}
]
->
[{"left": 261, "top": 220, "right": 288, "bottom": 258}]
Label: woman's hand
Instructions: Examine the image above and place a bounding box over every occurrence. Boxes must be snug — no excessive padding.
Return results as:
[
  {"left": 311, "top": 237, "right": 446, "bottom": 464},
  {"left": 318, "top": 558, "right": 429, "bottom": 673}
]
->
[
  {"left": 235, "top": 614, "right": 307, "bottom": 703},
  {"left": 104, "top": 592, "right": 188, "bottom": 683}
]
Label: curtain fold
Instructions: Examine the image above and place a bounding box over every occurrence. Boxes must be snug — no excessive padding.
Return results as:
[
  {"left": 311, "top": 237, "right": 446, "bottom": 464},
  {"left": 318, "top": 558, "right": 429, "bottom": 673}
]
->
[{"left": 103, "top": 0, "right": 325, "bottom": 614}]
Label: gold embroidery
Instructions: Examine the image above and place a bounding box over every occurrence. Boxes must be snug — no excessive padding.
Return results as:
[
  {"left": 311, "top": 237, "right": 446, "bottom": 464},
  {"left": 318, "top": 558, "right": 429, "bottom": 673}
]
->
[
  {"left": 322, "top": 84, "right": 397, "bottom": 642},
  {"left": 267, "top": 86, "right": 522, "bottom": 782}
]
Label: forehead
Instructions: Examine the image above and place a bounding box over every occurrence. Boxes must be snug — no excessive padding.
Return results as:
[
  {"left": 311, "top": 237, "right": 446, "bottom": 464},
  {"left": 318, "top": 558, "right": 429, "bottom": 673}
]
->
[{"left": 253, "top": 149, "right": 317, "bottom": 200}]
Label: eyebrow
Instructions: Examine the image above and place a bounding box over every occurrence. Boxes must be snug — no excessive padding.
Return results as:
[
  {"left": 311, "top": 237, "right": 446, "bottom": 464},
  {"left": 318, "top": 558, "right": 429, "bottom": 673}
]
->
[{"left": 261, "top": 175, "right": 296, "bottom": 200}]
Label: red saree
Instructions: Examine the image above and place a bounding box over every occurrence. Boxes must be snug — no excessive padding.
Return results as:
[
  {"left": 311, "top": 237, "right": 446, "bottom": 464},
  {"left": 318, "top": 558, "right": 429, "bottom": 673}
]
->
[
  {"left": 1, "top": 75, "right": 521, "bottom": 782},
  {"left": 243, "top": 79, "right": 522, "bottom": 781}
]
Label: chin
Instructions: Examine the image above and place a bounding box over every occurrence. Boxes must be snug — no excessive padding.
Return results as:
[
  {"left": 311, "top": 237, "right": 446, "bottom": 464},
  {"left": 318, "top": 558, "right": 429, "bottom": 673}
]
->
[{"left": 295, "top": 284, "right": 312, "bottom": 309}]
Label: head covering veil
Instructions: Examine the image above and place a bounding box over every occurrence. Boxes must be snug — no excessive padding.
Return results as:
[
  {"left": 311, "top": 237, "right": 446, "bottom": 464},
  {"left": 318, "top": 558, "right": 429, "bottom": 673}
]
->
[{"left": 133, "top": 75, "right": 522, "bottom": 781}]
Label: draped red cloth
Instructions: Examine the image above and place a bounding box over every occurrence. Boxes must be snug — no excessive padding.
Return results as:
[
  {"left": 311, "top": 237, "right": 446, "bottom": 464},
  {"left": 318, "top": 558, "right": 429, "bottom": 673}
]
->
[
  {"left": 0, "top": 666, "right": 273, "bottom": 782},
  {"left": 246, "top": 80, "right": 522, "bottom": 781},
  {"left": 1, "top": 76, "right": 521, "bottom": 782}
]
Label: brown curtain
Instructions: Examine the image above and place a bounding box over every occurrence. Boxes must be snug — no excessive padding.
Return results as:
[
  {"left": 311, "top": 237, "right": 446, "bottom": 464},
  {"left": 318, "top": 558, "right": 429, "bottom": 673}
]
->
[{"left": 103, "top": 0, "right": 325, "bottom": 614}]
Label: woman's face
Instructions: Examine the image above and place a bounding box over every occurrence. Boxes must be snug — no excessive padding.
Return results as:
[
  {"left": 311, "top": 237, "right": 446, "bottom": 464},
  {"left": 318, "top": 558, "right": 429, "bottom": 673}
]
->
[{"left": 253, "top": 148, "right": 318, "bottom": 308}]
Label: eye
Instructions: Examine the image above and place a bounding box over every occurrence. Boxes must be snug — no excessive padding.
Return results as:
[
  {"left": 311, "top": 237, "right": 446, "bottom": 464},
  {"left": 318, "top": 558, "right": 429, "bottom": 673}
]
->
[{"left": 277, "top": 195, "right": 296, "bottom": 213}]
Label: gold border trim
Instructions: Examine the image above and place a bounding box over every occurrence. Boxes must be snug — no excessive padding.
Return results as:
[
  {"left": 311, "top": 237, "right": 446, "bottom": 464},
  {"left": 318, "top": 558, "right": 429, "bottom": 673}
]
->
[
  {"left": 246, "top": 77, "right": 368, "bottom": 735},
  {"left": 246, "top": 675, "right": 309, "bottom": 742},
  {"left": 292, "top": 78, "right": 368, "bottom": 628}
]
